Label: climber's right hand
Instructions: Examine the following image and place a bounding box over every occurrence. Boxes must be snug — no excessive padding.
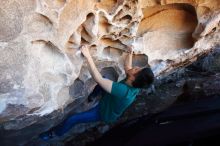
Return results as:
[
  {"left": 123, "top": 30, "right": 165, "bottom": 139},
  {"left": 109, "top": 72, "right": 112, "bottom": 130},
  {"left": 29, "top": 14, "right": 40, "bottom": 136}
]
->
[{"left": 80, "top": 45, "right": 91, "bottom": 59}]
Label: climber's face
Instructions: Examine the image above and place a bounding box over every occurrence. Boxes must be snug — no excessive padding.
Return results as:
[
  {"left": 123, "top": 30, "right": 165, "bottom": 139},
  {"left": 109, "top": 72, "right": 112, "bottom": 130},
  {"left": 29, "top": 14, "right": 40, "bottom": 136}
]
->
[{"left": 127, "top": 67, "right": 142, "bottom": 77}]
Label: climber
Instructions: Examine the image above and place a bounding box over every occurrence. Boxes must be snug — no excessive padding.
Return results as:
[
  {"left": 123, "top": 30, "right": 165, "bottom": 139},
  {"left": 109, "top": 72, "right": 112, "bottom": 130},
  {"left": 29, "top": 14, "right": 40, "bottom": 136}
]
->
[{"left": 39, "top": 45, "right": 154, "bottom": 141}]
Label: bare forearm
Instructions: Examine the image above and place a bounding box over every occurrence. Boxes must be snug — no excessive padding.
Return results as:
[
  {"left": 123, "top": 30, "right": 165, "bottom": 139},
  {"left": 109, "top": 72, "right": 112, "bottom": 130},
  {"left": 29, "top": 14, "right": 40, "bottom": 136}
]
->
[
  {"left": 86, "top": 56, "right": 102, "bottom": 82},
  {"left": 86, "top": 56, "right": 113, "bottom": 93},
  {"left": 125, "top": 53, "right": 132, "bottom": 70},
  {"left": 81, "top": 45, "right": 113, "bottom": 93}
]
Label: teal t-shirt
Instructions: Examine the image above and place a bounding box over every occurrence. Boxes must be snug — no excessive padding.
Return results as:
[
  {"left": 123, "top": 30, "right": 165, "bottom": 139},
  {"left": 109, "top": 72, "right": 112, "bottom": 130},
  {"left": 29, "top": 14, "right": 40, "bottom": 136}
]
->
[{"left": 99, "top": 80, "right": 140, "bottom": 123}]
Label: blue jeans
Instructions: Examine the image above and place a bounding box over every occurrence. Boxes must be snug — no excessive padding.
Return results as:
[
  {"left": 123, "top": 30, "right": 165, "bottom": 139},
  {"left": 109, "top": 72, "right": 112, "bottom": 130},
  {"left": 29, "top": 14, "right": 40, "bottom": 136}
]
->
[
  {"left": 54, "top": 86, "right": 103, "bottom": 136},
  {"left": 54, "top": 103, "right": 101, "bottom": 136}
]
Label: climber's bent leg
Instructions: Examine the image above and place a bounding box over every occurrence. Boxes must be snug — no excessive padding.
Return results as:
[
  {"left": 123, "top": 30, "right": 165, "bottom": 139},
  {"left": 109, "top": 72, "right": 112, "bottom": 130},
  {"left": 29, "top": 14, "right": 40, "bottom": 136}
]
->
[
  {"left": 54, "top": 103, "right": 101, "bottom": 136},
  {"left": 39, "top": 103, "right": 101, "bottom": 140}
]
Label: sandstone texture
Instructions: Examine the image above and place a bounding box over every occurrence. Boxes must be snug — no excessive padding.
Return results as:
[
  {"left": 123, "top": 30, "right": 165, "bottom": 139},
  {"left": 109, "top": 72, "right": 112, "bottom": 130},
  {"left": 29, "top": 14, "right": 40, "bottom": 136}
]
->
[{"left": 0, "top": 0, "right": 220, "bottom": 145}]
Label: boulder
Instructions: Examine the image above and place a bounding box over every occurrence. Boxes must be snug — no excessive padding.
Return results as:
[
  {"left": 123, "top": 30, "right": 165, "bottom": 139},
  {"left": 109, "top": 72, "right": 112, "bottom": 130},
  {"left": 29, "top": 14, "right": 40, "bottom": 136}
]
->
[{"left": 0, "top": 0, "right": 220, "bottom": 145}]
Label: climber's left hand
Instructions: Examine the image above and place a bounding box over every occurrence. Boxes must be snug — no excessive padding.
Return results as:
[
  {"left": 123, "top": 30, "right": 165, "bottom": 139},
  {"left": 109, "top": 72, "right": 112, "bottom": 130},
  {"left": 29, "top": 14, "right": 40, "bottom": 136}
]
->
[{"left": 126, "top": 45, "right": 134, "bottom": 54}]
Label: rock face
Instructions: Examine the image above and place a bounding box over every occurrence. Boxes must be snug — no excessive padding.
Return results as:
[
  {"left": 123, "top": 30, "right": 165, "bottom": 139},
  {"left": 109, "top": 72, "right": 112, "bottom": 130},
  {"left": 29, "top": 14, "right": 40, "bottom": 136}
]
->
[{"left": 0, "top": 0, "right": 220, "bottom": 145}]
